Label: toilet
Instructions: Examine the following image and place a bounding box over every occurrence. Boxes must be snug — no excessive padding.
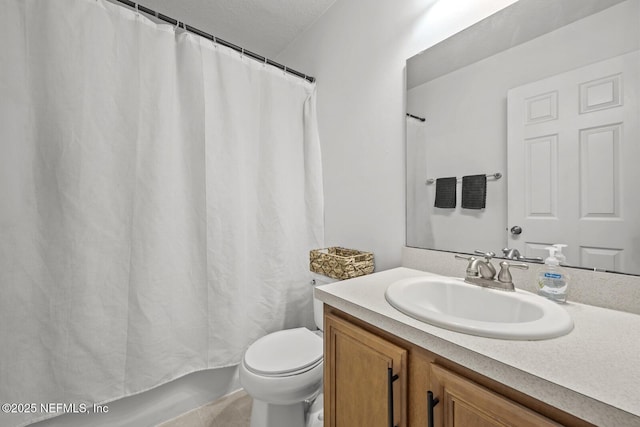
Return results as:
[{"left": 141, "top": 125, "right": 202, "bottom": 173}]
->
[{"left": 239, "top": 274, "right": 333, "bottom": 427}]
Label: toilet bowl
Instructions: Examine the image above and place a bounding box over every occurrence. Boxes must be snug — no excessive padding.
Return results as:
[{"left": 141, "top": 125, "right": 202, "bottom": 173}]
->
[
  {"left": 239, "top": 274, "right": 333, "bottom": 427},
  {"left": 239, "top": 328, "right": 323, "bottom": 427}
]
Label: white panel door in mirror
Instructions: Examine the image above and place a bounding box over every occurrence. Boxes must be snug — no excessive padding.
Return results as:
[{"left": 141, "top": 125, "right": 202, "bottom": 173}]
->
[{"left": 507, "top": 51, "right": 639, "bottom": 273}]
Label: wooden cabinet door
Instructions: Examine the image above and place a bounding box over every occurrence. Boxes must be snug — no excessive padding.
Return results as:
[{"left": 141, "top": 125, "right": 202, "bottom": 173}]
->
[
  {"left": 429, "top": 364, "right": 560, "bottom": 427},
  {"left": 325, "top": 313, "right": 407, "bottom": 427}
]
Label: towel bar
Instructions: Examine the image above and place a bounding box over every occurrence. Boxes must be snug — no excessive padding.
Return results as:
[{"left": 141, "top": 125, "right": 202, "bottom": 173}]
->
[{"left": 425, "top": 172, "right": 502, "bottom": 185}]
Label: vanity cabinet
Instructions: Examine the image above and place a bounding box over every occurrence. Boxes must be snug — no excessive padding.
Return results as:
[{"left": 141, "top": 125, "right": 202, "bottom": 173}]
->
[
  {"left": 324, "top": 312, "right": 407, "bottom": 427},
  {"left": 324, "top": 307, "right": 591, "bottom": 427},
  {"left": 428, "top": 363, "right": 558, "bottom": 427}
]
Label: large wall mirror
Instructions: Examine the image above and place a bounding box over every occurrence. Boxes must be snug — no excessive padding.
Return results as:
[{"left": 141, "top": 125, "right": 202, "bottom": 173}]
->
[{"left": 406, "top": 0, "right": 640, "bottom": 275}]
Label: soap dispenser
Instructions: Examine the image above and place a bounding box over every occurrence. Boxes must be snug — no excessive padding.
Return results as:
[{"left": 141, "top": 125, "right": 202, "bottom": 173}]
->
[
  {"left": 537, "top": 247, "right": 568, "bottom": 303},
  {"left": 553, "top": 244, "right": 568, "bottom": 265}
]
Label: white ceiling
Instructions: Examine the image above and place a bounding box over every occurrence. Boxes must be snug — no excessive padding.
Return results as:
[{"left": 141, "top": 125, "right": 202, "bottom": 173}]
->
[{"left": 139, "top": 0, "right": 337, "bottom": 58}]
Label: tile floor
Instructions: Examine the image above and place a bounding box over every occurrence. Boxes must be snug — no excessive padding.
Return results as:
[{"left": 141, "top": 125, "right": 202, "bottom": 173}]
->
[{"left": 157, "top": 390, "right": 252, "bottom": 427}]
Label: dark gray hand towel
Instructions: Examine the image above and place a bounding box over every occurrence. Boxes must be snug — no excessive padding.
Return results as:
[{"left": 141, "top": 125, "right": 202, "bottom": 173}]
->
[
  {"left": 461, "top": 174, "right": 487, "bottom": 209},
  {"left": 434, "top": 177, "right": 457, "bottom": 208}
]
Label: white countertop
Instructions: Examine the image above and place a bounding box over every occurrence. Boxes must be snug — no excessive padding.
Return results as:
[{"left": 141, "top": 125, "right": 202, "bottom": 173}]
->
[{"left": 315, "top": 267, "right": 640, "bottom": 427}]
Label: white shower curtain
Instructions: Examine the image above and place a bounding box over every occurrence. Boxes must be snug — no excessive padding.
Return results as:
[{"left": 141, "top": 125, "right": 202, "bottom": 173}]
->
[{"left": 0, "top": 1, "right": 324, "bottom": 425}]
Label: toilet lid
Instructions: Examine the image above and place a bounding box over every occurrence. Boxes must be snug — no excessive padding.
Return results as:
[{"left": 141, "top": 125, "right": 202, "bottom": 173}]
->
[{"left": 244, "top": 328, "right": 323, "bottom": 376}]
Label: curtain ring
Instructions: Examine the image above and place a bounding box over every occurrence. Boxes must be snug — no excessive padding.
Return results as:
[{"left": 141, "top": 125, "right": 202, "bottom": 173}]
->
[
  {"left": 263, "top": 57, "right": 267, "bottom": 68},
  {"left": 241, "top": 48, "right": 245, "bottom": 59}
]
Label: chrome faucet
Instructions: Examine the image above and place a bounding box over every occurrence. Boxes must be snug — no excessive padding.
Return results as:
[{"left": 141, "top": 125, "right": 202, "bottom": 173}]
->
[
  {"left": 455, "top": 250, "right": 528, "bottom": 291},
  {"left": 502, "top": 247, "right": 543, "bottom": 263},
  {"left": 502, "top": 247, "right": 521, "bottom": 260}
]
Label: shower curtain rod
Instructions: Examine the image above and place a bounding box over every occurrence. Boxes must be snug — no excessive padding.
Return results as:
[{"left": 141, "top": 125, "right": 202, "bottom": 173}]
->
[{"left": 114, "top": 0, "right": 315, "bottom": 83}]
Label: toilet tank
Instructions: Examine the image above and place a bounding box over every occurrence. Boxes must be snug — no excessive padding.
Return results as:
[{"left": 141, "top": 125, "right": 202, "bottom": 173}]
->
[{"left": 311, "top": 273, "right": 338, "bottom": 331}]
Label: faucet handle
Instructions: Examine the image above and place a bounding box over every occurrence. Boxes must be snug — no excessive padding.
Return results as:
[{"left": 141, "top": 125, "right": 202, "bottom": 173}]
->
[
  {"left": 501, "top": 261, "right": 529, "bottom": 270},
  {"left": 497, "top": 261, "right": 529, "bottom": 286},
  {"left": 518, "top": 255, "right": 544, "bottom": 263},
  {"left": 502, "top": 248, "right": 543, "bottom": 263},
  {"left": 474, "top": 250, "right": 496, "bottom": 260}
]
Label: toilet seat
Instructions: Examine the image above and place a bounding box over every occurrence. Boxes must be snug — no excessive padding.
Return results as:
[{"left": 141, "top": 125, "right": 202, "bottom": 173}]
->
[{"left": 244, "top": 327, "right": 323, "bottom": 377}]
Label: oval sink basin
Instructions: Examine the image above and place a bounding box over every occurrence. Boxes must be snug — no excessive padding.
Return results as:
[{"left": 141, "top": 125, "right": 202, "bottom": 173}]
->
[{"left": 385, "top": 276, "right": 573, "bottom": 340}]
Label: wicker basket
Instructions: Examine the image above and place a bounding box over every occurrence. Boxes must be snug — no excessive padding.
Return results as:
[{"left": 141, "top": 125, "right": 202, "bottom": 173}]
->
[{"left": 310, "top": 247, "right": 374, "bottom": 280}]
